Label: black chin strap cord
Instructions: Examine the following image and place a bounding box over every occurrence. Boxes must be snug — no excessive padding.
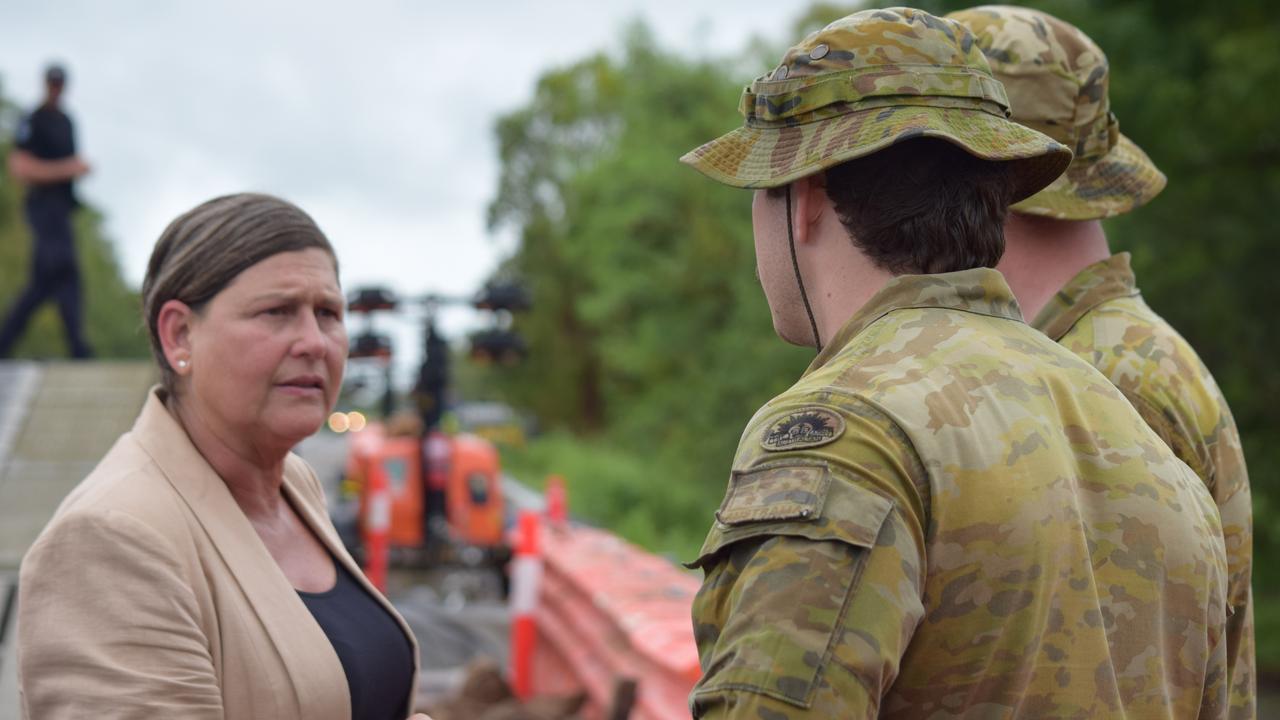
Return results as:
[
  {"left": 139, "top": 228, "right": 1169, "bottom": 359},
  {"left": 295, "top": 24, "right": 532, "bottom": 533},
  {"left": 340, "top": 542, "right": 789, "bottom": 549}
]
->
[{"left": 785, "top": 184, "right": 822, "bottom": 350}]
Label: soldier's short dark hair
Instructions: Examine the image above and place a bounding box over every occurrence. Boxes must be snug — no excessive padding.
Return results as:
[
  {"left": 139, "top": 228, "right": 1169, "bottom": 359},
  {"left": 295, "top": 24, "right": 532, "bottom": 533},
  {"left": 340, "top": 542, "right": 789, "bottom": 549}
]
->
[{"left": 774, "top": 138, "right": 1015, "bottom": 275}]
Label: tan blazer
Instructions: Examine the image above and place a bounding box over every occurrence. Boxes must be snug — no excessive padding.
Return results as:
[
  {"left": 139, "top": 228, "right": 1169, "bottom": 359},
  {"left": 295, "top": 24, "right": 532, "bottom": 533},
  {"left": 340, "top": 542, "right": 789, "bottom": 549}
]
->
[{"left": 17, "top": 389, "right": 419, "bottom": 719}]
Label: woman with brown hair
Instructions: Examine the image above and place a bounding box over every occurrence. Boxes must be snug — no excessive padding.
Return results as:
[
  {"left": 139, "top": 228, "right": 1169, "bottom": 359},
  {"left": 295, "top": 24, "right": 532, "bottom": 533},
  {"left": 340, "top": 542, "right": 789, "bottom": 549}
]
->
[{"left": 17, "top": 193, "right": 427, "bottom": 719}]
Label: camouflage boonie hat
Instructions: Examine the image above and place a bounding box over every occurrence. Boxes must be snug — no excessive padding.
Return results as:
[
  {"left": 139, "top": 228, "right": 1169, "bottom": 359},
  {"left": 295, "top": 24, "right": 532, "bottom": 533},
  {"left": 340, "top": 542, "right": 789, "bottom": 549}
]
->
[
  {"left": 680, "top": 7, "right": 1072, "bottom": 203},
  {"left": 947, "top": 6, "right": 1166, "bottom": 220}
]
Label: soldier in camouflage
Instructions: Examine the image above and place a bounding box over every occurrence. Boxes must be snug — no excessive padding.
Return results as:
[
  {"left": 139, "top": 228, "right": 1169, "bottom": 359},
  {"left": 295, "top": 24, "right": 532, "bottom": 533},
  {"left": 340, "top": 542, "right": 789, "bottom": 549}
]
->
[
  {"left": 680, "top": 7, "right": 1229, "bottom": 718},
  {"left": 947, "top": 7, "right": 1255, "bottom": 717}
]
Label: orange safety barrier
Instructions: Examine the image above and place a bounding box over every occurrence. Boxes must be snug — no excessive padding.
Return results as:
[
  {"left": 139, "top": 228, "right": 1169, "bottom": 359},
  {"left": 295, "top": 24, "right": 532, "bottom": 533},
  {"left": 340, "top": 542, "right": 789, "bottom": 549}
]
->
[
  {"left": 528, "top": 524, "right": 702, "bottom": 720},
  {"left": 444, "top": 434, "right": 504, "bottom": 547},
  {"left": 386, "top": 436, "right": 426, "bottom": 548},
  {"left": 355, "top": 431, "right": 425, "bottom": 549}
]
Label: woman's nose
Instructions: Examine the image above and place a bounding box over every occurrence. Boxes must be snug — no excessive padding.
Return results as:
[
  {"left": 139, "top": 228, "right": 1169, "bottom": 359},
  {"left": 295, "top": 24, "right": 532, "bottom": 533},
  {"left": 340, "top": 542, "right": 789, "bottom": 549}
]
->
[{"left": 292, "top": 310, "right": 329, "bottom": 358}]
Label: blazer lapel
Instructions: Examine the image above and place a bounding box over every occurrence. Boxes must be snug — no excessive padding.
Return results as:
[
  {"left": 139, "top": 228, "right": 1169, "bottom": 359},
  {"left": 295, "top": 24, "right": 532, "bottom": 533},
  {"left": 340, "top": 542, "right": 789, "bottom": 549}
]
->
[{"left": 130, "top": 390, "right": 350, "bottom": 720}]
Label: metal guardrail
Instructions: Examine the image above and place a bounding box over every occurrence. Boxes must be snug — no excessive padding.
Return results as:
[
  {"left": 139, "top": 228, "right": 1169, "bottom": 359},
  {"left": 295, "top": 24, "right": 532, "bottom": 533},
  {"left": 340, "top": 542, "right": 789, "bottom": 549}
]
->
[
  {"left": 501, "top": 474, "right": 546, "bottom": 515},
  {"left": 0, "top": 363, "right": 41, "bottom": 470},
  {"left": 0, "top": 363, "right": 43, "bottom": 720},
  {"left": 0, "top": 362, "right": 155, "bottom": 570},
  {"left": 0, "top": 573, "right": 20, "bottom": 720}
]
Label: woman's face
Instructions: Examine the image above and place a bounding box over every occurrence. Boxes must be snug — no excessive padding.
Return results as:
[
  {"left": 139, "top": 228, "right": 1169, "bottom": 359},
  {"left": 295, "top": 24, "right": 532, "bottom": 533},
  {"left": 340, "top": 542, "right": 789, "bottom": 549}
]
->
[{"left": 184, "top": 248, "right": 347, "bottom": 451}]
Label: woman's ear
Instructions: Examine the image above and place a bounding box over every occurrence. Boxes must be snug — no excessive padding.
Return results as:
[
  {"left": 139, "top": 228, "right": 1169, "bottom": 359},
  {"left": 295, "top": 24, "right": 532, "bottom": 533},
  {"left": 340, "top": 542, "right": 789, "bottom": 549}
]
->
[{"left": 156, "top": 299, "right": 196, "bottom": 375}]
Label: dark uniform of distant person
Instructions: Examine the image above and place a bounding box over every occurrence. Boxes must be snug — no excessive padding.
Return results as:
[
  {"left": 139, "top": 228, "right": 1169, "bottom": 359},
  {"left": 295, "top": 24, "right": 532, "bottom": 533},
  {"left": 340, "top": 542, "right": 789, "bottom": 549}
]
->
[
  {"left": 946, "top": 7, "right": 1255, "bottom": 717},
  {"left": 0, "top": 63, "right": 93, "bottom": 358},
  {"left": 680, "top": 8, "right": 1229, "bottom": 718}
]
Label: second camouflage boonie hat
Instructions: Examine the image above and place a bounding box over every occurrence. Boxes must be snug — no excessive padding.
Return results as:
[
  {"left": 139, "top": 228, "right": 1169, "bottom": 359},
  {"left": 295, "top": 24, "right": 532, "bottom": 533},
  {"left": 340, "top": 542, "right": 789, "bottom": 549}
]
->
[
  {"left": 947, "top": 6, "right": 1166, "bottom": 219},
  {"left": 680, "top": 7, "right": 1072, "bottom": 203}
]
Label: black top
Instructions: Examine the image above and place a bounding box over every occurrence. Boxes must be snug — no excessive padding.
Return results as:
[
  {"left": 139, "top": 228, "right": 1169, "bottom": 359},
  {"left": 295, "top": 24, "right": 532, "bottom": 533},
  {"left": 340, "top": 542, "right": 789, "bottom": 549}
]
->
[
  {"left": 298, "top": 560, "right": 415, "bottom": 720},
  {"left": 15, "top": 104, "right": 77, "bottom": 206}
]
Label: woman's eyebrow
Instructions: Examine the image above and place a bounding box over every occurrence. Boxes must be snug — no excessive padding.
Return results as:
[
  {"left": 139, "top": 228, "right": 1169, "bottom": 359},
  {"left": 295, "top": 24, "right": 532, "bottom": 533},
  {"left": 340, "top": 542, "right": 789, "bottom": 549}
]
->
[{"left": 247, "top": 289, "right": 344, "bottom": 304}]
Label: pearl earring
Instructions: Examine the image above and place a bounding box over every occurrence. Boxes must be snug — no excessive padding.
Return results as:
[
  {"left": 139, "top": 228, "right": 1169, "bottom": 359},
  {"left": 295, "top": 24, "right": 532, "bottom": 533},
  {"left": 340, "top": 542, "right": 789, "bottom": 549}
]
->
[{"left": 177, "top": 359, "right": 189, "bottom": 369}]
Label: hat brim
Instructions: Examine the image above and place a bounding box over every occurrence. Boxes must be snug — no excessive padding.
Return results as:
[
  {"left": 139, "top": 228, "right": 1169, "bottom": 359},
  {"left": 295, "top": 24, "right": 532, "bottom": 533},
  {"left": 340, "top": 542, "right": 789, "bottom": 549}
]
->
[
  {"left": 680, "top": 105, "right": 1072, "bottom": 203},
  {"left": 1011, "top": 133, "right": 1166, "bottom": 220}
]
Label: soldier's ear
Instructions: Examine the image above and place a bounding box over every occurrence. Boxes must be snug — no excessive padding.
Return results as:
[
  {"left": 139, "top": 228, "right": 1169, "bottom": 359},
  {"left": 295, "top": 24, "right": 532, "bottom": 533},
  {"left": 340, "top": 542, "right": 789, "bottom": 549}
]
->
[{"left": 792, "top": 175, "right": 830, "bottom": 246}]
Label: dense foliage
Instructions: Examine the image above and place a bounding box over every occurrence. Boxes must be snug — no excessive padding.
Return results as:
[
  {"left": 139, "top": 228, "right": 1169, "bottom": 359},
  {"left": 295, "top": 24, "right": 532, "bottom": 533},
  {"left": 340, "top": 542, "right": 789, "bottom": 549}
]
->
[
  {"left": 471, "top": 24, "right": 815, "bottom": 561},
  {"left": 469, "top": 1, "right": 1280, "bottom": 669}
]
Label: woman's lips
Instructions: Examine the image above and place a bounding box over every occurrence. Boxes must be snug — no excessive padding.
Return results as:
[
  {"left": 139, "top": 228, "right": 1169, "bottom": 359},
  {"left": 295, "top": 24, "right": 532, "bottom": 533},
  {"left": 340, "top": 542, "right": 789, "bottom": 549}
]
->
[{"left": 277, "top": 375, "right": 325, "bottom": 396}]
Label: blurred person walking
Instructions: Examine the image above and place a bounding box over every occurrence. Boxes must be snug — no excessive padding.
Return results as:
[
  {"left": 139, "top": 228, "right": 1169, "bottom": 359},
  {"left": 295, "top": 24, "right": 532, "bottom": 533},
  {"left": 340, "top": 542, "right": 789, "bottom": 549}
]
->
[
  {"left": 948, "top": 7, "right": 1255, "bottom": 716},
  {"left": 0, "top": 62, "right": 93, "bottom": 359}
]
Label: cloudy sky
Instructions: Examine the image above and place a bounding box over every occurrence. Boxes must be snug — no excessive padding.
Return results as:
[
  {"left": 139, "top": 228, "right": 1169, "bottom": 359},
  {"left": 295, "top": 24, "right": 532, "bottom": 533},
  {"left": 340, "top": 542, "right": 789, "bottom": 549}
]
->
[{"left": 0, "top": 0, "right": 795, "bottom": 380}]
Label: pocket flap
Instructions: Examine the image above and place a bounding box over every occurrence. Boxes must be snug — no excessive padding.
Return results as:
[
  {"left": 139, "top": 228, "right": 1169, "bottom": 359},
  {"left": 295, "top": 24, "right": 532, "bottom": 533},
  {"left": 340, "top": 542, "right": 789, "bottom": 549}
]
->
[
  {"left": 716, "top": 464, "right": 829, "bottom": 525},
  {"left": 687, "top": 462, "right": 893, "bottom": 570}
]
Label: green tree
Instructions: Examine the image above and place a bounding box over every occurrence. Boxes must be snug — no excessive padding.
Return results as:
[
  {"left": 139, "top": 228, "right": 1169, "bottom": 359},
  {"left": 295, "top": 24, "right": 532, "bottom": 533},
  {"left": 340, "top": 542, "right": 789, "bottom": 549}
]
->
[{"left": 479, "top": 24, "right": 811, "bottom": 553}]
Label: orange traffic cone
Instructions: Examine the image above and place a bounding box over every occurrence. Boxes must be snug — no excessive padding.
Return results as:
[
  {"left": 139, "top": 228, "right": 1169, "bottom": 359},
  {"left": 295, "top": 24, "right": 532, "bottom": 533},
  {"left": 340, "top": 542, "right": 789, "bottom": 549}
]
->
[
  {"left": 509, "top": 510, "right": 543, "bottom": 699},
  {"left": 545, "top": 474, "right": 567, "bottom": 528}
]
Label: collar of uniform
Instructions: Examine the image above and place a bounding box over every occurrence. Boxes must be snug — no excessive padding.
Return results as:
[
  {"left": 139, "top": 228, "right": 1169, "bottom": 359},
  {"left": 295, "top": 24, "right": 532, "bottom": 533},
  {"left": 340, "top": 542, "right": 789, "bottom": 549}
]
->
[
  {"left": 805, "top": 267, "right": 1024, "bottom": 375},
  {"left": 1032, "top": 252, "right": 1140, "bottom": 341}
]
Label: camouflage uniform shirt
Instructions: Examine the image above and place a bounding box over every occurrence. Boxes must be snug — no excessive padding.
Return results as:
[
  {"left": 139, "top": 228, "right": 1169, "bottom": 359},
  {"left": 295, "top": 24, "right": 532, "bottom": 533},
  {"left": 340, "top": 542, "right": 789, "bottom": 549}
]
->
[
  {"left": 1034, "top": 253, "right": 1254, "bottom": 717},
  {"left": 689, "top": 269, "right": 1229, "bottom": 718}
]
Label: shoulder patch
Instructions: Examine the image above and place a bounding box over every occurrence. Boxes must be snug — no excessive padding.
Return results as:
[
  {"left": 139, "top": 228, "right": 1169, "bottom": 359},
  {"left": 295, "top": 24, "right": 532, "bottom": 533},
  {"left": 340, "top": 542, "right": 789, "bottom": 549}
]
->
[{"left": 760, "top": 407, "right": 845, "bottom": 452}]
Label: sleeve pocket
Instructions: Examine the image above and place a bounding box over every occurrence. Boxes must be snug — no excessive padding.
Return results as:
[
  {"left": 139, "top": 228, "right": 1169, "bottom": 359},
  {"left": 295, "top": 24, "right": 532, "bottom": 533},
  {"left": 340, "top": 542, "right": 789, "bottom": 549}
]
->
[{"left": 688, "top": 462, "right": 895, "bottom": 710}]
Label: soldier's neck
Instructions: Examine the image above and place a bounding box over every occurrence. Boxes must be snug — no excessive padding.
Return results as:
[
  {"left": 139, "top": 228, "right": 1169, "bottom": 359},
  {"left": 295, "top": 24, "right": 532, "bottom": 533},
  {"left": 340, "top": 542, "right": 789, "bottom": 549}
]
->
[
  {"left": 807, "top": 241, "right": 894, "bottom": 350},
  {"left": 998, "top": 214, "right": 1111, "bottom": 322}
]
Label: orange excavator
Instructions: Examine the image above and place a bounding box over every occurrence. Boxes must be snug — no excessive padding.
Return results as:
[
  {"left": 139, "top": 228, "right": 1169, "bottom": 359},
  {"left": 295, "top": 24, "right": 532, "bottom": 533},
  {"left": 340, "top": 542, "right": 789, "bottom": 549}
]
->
[{"left": 339, "top": 283, "right": 529, "bottom": 575}]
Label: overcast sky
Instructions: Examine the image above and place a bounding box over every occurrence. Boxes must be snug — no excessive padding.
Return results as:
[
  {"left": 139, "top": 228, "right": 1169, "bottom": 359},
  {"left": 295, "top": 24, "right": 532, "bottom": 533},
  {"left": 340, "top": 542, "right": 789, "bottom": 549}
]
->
[{"left": 0, "top": 0, "right": 796, "bottom": 382}]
